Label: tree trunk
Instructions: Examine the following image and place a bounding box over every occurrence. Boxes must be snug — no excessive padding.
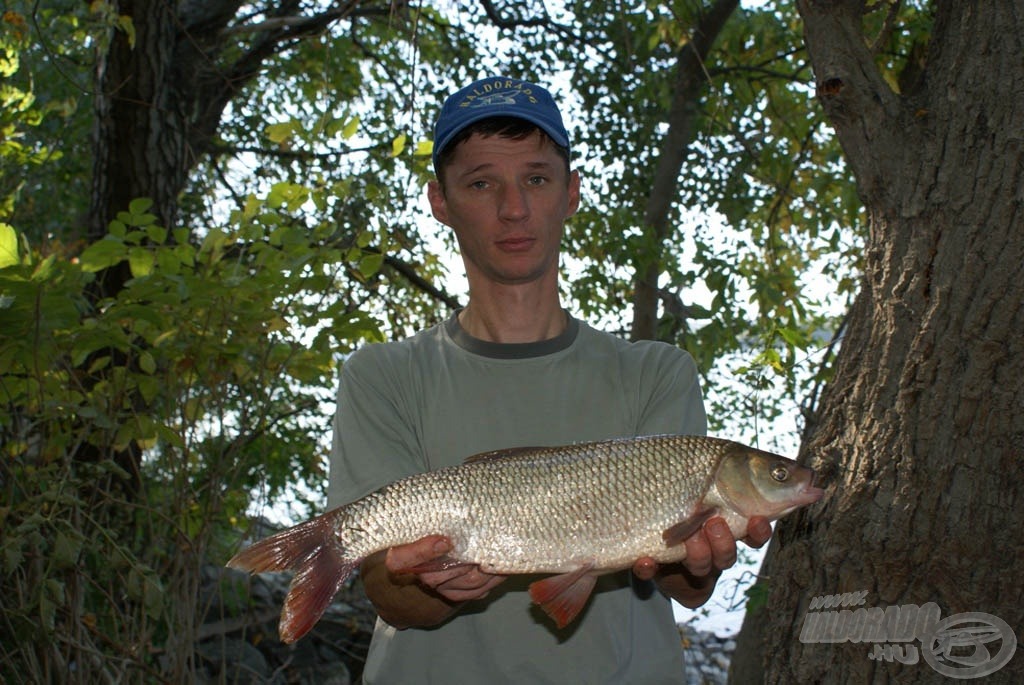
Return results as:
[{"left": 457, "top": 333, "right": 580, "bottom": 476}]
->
[
  {"left": 731, "top": 2, "right": 1023, "bottom": 683},
  {"left": 88, "top": 2, "right": 190, "bottom": 232}
]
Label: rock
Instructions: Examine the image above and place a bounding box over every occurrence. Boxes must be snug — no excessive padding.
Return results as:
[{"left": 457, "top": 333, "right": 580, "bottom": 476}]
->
[
  {"left": 678, "top": 623, "right": 736, "bottom": 685},
  {"left": 195, "top": 563, "right": 372, "bottom": 684},
  {"left": 196, "top": 637, "right": 276, "bottom": 684}
]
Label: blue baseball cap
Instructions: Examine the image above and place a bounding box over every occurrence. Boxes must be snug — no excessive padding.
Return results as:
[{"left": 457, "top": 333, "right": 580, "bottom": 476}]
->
[{"left": 432, "top": 76, "right": 570, "bottom": 166}]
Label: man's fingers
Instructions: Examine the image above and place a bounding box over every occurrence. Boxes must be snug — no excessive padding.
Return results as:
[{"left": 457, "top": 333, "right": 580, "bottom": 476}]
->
[
  {"left": 385, "top": 535, "right": 452, "bottom": 573},
  {"left": 433, "top": 571, "right": 506, "bottom": 601},
  {"left": 705, "top": 518, "right": 737, "bottom": 570},
  {"left": 632, "top": 556, "right": 658, "bottom": 581},
  {"left": 384, "top": 536, "right": 507, "bottom": 602},
  {"left": 683, "top": 531, "right": 713, "bottom": 577}
]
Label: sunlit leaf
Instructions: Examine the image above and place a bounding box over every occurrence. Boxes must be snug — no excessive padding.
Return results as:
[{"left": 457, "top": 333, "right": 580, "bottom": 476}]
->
[
  {"left": 0, "top": 223, "right": 18, "bottom": 268},
  {"left": 342, "top": 116, "right": 360, "bottom": 139},
  {"left": 79, "top": 238, "right": 127, "bottom": 272},
  {"left": 391, "top": 133, "right": 406, "bottom": 157},
  {"left": 128, "top": 247, "right": 154, "bottom": 277}
]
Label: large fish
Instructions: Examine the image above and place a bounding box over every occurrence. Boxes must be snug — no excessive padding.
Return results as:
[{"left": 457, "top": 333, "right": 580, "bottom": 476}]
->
[{"left": 228, "top": 435, "right": 823, "bottom": 642}]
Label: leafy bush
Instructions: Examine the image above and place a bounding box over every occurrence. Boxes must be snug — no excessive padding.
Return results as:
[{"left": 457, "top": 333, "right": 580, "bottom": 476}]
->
[{"left": 0, "top": 197, "right": 382, "bottom": 682}]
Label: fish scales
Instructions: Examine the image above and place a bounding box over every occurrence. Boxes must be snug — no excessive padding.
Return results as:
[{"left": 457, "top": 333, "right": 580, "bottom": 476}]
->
[
  {"left": 341, "top": 435, "right": 725, "bottom": 574},
  {"left": 228, "top": 434, "right": 823, "bottom": 642}
]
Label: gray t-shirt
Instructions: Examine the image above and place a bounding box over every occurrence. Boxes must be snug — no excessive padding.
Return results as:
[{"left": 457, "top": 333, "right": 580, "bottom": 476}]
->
[{"left": 328, "top": 312, "right": 706, "bottom": 684}]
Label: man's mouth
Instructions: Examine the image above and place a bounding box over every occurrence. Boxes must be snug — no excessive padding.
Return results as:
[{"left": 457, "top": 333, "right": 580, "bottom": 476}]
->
[{"left": 496, "top": 237, "right": 535, "bottom": 252}]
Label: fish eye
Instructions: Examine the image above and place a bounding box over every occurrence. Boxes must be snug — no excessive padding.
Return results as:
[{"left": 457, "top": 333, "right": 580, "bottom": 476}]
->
[{"left": 770, "top": 464, "right": 790, "bottom": 482}]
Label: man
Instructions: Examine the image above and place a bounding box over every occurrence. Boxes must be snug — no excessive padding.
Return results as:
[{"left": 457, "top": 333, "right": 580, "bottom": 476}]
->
[{"left": 328, "top": 75, "right": 771, "bottom": 683}]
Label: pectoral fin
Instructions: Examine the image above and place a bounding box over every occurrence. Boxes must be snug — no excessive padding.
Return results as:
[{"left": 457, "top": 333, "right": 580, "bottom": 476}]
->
[
  {"left": 661, "top": 507, "right": 718, "bottom": 547},
  {"left": 528, "top": 562, "right": 598, "bottom": 629}
]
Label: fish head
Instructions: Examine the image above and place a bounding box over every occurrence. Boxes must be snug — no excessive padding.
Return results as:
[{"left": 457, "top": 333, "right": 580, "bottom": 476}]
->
[{"left": 709, "top": 446, "right": 824, "bottom": 521}]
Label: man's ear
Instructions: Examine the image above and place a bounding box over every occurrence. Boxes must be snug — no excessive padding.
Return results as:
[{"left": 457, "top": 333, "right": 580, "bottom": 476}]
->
[
  {"left": 566, "top": 169, "right": 582, "bottom": 218},
  {"left": 427, "top": 180, "right": 450, "bottom": 226}
]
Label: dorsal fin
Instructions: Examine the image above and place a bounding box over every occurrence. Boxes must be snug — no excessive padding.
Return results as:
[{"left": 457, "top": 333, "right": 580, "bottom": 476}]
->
[{"left": 462, "top": 445, "right": 546, "bottom": 464}]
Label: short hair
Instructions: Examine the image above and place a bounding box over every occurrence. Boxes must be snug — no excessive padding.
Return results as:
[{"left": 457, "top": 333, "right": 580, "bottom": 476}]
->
[{"left": 432, "top": 117, "right": 571, "bottom": 187}]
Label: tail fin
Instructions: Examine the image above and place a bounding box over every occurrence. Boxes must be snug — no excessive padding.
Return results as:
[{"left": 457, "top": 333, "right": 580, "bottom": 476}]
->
[{"left": 228, "top": 512, "right": 360, "bottom": 643}]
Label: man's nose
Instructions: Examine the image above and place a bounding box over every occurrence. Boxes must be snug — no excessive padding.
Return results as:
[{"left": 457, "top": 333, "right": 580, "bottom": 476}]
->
[{"left": 498, "top": 184, "right": 529, "bottom": 220}]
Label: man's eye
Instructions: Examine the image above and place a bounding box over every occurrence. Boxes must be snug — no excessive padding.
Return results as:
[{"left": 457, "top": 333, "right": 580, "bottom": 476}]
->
[
  {"left": 528, "top": 175, "right": 547, "bottom": 185},
  {"left": 469, "top": 180, "right": 489, "bottom": 190}
]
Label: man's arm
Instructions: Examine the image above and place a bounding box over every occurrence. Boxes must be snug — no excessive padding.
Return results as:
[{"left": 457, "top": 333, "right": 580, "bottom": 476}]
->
[
  {"left": 361, "top": 535, "right": 507, "bottom": 629},
  {"left": 632, "top": 516, "right": 773, "bottom": 608}
]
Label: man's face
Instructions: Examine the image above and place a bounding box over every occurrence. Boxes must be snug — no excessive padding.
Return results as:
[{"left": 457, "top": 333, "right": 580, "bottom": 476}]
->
[{"left": 427, "top": 131, "right": 580, "bottom": 288}]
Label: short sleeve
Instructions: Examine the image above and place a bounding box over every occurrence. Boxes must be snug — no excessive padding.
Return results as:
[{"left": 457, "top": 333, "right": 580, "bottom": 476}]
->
[{"left": 633, "top": 343, "right": 707, "bottom": 438}]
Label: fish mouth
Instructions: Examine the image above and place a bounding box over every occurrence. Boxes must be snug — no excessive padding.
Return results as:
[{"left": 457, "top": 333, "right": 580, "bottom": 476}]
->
[{"left": 799, "top": 473, "right": 825, "bottom": 504}]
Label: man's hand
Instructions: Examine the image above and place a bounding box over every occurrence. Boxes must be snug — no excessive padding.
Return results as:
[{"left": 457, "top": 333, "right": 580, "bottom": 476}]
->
[
  {"left": 361, "top": 535, "right": 506, "bottom": 629},
  {"left": 385, "top": 535, "right": 507, "bottom": 603},
  {"left": 632, "top": 516, "right": 773, "bottom": 608}
]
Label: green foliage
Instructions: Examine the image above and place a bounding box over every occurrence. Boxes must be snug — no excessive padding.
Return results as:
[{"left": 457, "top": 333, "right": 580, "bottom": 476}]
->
[
  {"left": 0, "top": 3, "right": 96, "bottom": 244},
  {"left": 0, "top": 201, "right": 383, "bottom": 680},
  {"left": 0, "top": 1, "right": 941, "bottom": 676},
  {"left": 507, "top": 1, "right": 868, "bottom": 443},
  {"left": 0, "top": 9, "right": 71, "bottom": 224}
]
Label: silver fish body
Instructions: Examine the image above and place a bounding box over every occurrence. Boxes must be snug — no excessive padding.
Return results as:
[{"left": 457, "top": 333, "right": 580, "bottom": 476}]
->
[
  {"left": 342, "top": 435, "right": 743, "bottom": 572},
  {"left": 229, "top": 435, "right": 823, "bottom": 642}
]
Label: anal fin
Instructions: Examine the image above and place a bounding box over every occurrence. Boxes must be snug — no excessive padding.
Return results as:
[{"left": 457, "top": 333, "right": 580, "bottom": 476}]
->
[{"left": 528, "top": 562, "right": 598, "bottom": 629}]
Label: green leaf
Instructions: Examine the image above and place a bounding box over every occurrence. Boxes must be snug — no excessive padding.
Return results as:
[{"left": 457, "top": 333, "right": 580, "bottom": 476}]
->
[
  {"left": 199, "top": 228, "right": 228, "bottom": 262},
  {"left": 128, "top": 197, "right": 153, "bottom": 215},
  {"left": 3, "top": 538, "right": 24, "bottom": 574},
  {"left": 31, "top": 255, "right": 56, "bottom": 281},
  {"left": 342, "top": 116, "right": 360, "bottom": 139},
  {"left": 156, "top": 249, "right": 181, "bottom": 274},
  {"left": 266, "top": 121, "right": 295, "bottom": 144},
  {"left": 414, "top": 140, "right": 433, "bottom": 157},
  {"left": 40, "top": 579, "right": 65, "bottom": 633},
  {"left": 745, "top": 581, "right": 770, "bottom": 613},
  {"left": 145, "top": 225, "right": 168, "bottom": 244},
  {"left": 128, "top": 247, "right": 154, "bottom": 277},
  {"left": 777, "top": 326, "right": 808, "bottom": 349},
  {"left": 138, "top": 350, "right": 156, "bottom": 375},
  {"left": 358, "top": 252, "right": 384, "bottom": 278},
  {"left": 52, "top": 531, "right": 83, "bottom": 569},
  {"left": 79, "top": 238, "right": 127, "bottom": 272},
  {"left": 0, "top": 223, "right": 18, "bottom": 268},
  {"left": 391, "top": 133, "right": 407, "bottom": 157},
  {"left": 117, "top": 15, "right": 136, "bottom": 49},
  {"left": 137, "top": 375, "right": 160, "bottom": 404},
  {"left": 143, "top": 572, "right": 164, "bottom": 619}
]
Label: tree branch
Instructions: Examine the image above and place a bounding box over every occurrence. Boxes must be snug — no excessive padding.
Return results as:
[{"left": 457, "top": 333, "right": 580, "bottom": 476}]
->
[
  {"left": 795, "top": 0, "right": 904, "bottom": 206},
  {"left": 868, "top": 0, "right": 902, "bottom": 55},
  {"left": 477, "top": 0, "right": 551, "bottom": 29},
  {"left": 630, "top": 0, "right": 741, "bottom": 341},
  {"left": 207, "top": 141, "right": 390, "bottom": 162},
  {"left": 382, "top": 253, "right": 462, "bottom": 310}
]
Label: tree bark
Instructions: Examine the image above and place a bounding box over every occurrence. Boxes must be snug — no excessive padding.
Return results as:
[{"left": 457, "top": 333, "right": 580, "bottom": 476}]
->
[
  {"left": 87, "top": 0, "right": 187, "bottom": 297},
  {"left": 731, "top": 2, "right": 1024, "bottom": 683}
]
